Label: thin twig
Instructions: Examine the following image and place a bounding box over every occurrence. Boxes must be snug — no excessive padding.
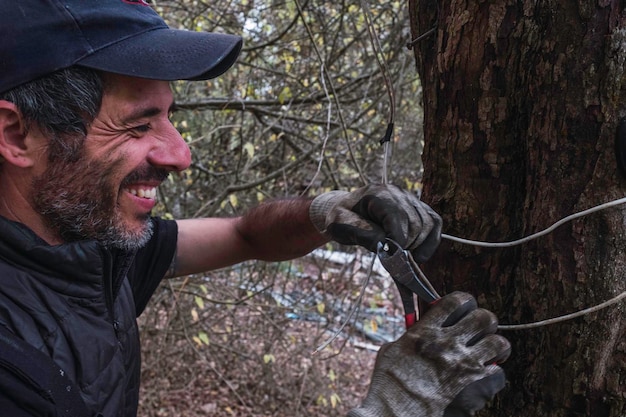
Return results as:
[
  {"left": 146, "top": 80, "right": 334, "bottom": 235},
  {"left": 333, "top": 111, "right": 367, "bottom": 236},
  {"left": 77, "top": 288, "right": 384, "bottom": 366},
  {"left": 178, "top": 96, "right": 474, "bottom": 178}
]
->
[
  {"left": 293, "top": 0, "right": 368, "bottom": 185},
  {"left": 312, "top": 253, "right": 377, "bottom": 354}
]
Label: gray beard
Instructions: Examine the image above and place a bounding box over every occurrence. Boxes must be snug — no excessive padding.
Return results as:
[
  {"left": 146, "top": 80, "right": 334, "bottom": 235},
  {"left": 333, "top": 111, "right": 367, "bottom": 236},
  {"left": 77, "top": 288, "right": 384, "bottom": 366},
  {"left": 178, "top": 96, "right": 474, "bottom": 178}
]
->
[{"left": 31, "top": 152, "right": 157, "bottom": 251}]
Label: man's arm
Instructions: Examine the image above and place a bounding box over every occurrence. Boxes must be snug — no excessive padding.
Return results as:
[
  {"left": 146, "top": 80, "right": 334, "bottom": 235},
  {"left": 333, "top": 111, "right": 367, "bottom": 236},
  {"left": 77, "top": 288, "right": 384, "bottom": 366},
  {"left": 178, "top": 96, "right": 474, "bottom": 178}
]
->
[
  {"left": 170, "top": 184, "right": 443, "bottom": 277},
  {"left": 170, "top": 198, "right": 329, "bottom": 277}
]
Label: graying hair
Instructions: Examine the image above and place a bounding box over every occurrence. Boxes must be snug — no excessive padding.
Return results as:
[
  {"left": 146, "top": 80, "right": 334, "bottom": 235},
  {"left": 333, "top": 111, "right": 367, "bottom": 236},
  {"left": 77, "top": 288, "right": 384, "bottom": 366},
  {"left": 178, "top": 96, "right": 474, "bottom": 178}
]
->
[{"left": 0, "top": 67, "right": 103, "bottom": 162}]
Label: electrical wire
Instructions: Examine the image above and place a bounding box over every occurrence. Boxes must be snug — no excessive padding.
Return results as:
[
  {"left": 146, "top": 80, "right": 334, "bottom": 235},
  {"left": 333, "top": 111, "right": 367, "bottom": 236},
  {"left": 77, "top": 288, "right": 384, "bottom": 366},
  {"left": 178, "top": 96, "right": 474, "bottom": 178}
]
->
[
  {"left": 498, "top": 290, "right": 626, "bottom": 330},
  {"left": 438, "top": 196, "right": 626, "bottom": 330},
  {"left": 442, "top": 197, "right": 626, "bottom": 248},
  {"left": 358, "top": 0, "right": 396, "bottom": 185}
]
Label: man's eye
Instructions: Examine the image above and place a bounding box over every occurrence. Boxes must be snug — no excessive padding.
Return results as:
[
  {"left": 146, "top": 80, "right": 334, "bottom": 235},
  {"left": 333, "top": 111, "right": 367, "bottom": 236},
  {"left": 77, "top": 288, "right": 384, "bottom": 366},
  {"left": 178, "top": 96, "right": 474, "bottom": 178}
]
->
[{"left": 130, "top": 124, "right": 151, "bottom": 133}]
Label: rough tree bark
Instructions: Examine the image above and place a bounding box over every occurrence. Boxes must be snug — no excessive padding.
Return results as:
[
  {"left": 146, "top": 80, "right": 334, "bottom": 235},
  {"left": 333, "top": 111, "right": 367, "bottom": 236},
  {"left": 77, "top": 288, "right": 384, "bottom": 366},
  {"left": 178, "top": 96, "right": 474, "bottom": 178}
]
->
[{"left": 408, "top": 1, "right": 626, "bottom": 416}]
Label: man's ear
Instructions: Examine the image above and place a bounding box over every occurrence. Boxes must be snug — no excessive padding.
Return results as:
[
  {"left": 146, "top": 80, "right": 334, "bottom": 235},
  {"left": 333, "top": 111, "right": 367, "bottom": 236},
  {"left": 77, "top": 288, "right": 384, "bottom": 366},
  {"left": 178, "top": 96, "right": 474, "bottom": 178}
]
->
[{"left": 0, "top": 100, "right": 41, "bottom": 168}]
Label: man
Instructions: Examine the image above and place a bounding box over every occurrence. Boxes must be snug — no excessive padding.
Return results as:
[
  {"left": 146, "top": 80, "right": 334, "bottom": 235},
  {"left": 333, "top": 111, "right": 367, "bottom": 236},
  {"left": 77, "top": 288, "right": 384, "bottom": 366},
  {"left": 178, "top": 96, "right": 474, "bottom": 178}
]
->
[{"left": 0, "top": 1, "right": 511, "bottom": 416}]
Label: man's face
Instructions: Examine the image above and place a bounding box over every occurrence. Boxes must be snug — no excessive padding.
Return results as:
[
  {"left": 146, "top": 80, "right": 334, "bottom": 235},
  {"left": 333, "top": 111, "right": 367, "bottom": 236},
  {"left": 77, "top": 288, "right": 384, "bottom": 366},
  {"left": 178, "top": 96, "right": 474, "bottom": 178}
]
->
[{"left": 32, "top": 74, "right": 191, "bottom": 249}]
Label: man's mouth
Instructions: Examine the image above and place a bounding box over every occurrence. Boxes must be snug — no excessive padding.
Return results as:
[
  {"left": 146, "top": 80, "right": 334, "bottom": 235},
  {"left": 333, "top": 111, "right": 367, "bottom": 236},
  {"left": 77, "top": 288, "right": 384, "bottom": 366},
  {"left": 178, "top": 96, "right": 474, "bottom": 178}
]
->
[{"left": 124, "top": 186, "right": 157, "bottom": 200}]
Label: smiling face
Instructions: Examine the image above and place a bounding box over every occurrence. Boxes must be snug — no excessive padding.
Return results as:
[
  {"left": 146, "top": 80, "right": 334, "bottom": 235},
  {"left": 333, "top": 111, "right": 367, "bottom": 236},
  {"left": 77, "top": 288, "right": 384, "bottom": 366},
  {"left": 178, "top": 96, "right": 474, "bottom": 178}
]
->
[{"left": 31, "top": 74, "right": 191, "bottom": 249}]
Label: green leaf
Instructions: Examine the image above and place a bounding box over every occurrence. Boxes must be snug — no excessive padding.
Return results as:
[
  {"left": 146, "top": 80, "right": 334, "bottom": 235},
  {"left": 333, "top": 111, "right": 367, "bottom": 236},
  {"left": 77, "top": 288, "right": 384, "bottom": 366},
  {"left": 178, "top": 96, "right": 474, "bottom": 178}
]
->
[
  {"left": 317, "top": 302, "right": 325, "bottom": 314},
  {"left": 278, "top": 86, "right": 292, "bottom": 104},
  {"left": 198, "top": 331, "right": 210, "bottom": 345},
  {"left": 194, "top": 295, "right": 205, "bottom": 310}
]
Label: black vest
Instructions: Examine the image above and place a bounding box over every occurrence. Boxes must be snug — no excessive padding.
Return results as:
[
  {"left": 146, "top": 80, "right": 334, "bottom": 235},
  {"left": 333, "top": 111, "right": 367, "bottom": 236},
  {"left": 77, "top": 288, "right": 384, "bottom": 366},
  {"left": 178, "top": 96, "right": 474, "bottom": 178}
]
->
[{"left": 0, "top": 216, "right": 176, "bottom": 417}]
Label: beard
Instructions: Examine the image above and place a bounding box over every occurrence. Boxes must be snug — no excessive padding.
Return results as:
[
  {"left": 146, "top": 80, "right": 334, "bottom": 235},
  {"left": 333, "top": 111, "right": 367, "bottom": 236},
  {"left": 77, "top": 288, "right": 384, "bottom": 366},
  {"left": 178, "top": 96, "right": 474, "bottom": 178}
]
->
[{"left": 32, "top": 150, "right": 169, "bottom": 251}]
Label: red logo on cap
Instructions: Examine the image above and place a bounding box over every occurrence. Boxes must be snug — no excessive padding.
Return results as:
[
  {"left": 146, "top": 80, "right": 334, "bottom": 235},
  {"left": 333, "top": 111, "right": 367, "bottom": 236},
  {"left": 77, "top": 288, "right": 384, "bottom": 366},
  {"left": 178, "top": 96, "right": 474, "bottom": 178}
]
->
[{"left": 122, "top": 0, "right": 151, "bottom": 5}]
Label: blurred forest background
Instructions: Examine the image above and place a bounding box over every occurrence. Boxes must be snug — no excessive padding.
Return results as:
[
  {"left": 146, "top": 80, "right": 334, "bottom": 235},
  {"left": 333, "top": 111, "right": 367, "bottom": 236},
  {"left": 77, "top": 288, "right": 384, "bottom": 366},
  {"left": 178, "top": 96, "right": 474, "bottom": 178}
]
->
[{"left": 139, "top": 1, "right": 426, "bottom": 415}]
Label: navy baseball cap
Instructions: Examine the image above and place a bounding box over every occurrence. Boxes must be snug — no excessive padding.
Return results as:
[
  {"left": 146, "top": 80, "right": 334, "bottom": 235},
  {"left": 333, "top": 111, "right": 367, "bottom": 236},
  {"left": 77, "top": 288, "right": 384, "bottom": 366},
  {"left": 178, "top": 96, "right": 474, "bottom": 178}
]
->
[{"left": 0, "top": 0, "right": 243, "bottom": 94}]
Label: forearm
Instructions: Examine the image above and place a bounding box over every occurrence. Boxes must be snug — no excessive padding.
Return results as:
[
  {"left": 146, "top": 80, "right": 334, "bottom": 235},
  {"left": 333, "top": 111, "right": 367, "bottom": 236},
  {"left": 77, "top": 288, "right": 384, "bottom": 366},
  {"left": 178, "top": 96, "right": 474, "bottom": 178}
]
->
[
  {"left": 235, "top": 197, "right": 329, "bottom": 261},
  {"left": 173, "top": 198, "right": 328, "bottom": 277}
]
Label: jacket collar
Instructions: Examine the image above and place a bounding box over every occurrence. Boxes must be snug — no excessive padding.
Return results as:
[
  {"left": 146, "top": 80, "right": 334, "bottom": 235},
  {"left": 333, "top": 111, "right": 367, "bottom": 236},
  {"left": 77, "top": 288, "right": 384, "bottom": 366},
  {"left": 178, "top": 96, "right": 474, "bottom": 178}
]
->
[{"left": 0, "top": 215, "right": 134, "bottom": 287}]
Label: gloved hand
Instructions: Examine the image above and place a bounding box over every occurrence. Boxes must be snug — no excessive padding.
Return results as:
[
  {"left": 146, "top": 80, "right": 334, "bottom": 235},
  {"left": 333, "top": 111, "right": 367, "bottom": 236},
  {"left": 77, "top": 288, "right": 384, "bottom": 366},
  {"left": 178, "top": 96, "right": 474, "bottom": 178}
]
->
[
  {"left": 348, "top": 292, "right": 511, "bottom": 417},
  {"left": 309, "top": 184, "right": 442, "bottom": 262}
]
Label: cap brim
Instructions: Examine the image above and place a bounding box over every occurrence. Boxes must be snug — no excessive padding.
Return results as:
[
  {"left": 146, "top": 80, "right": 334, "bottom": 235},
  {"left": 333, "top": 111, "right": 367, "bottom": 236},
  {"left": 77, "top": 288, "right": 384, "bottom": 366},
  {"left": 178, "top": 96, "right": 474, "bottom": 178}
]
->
[{"left": 77, "top": 29, "right": 242, "bottom": 81}]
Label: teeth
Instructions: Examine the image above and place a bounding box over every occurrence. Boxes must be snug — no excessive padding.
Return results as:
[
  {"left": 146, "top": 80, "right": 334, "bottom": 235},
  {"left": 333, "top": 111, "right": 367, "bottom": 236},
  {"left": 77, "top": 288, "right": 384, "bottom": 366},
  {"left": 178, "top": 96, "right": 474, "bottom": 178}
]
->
[{"left": 125, "top": 187, "right": 157, "bottom": 199}]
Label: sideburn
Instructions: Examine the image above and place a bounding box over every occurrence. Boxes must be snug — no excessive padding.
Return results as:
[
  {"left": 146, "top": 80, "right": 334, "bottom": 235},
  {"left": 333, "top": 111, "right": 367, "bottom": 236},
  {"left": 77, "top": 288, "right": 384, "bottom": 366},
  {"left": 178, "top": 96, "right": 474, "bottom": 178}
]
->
[{"left": 46, "top": 131, "right": 86, "bottom": 164}]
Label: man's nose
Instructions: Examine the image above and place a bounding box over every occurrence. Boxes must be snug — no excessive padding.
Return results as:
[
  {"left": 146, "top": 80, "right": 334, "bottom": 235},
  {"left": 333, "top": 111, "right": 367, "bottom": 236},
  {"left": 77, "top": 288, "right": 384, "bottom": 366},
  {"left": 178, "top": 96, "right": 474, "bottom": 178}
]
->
[{"left": 148, "top": 123, "right": 192, "bottom": 172}]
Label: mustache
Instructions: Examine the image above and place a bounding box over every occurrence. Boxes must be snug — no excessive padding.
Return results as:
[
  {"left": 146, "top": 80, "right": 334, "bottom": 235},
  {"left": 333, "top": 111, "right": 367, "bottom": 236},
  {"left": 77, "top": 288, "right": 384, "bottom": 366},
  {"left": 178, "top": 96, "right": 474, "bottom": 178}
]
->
[{"left": 121, "top": 166, "right": 170, "bottom": 186}]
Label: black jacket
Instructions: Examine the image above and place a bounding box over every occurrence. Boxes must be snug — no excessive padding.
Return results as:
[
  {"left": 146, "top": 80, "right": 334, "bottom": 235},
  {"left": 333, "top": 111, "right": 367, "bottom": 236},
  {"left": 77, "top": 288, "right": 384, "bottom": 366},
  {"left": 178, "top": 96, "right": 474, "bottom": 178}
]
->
[{"left": 0, "top": 216, "right": 177, "bottom": 417}]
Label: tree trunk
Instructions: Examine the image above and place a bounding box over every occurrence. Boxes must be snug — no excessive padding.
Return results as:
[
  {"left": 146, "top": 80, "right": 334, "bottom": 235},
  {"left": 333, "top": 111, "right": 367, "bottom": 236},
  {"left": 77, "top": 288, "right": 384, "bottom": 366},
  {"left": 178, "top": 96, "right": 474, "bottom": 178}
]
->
[{"left": 408, "top": 1, "right": 626, "bottom": 416}]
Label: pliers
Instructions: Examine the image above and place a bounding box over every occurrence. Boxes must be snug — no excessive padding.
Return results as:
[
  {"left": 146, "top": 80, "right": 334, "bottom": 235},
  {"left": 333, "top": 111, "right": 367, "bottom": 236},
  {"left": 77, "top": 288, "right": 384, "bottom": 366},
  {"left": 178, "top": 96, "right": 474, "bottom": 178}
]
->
[{"left": 377, "top": 238, "right": 440, "bottom": 328}]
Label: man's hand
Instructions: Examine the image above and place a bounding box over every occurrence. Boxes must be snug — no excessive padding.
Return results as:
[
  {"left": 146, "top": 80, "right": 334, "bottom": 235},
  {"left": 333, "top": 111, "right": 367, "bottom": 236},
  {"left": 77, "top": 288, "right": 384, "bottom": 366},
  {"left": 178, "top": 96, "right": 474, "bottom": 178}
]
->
[
  {"left": 309, "top": 184, "right": 442, "bottom": 262},
  {"left": 348, "top": 292, "right": 511, "bottom": 417}
]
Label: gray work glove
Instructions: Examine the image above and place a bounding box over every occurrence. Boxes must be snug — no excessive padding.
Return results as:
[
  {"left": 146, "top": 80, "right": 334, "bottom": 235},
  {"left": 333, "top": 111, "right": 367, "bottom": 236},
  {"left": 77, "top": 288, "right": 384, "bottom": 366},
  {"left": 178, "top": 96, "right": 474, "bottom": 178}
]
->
[
  {"left": 348, "top": 292, "right": 511, "bottom": 417},
  {"left": 309, "top": 184, "right": 442, "bottom": 262}
]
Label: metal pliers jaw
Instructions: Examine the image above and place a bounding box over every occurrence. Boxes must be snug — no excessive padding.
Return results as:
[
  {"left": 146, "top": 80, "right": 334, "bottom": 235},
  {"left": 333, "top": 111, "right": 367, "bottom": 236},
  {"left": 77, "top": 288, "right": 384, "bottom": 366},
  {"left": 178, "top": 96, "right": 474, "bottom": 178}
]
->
[{"left": 376, "top": 238, "right": 440, "bottom": 328}]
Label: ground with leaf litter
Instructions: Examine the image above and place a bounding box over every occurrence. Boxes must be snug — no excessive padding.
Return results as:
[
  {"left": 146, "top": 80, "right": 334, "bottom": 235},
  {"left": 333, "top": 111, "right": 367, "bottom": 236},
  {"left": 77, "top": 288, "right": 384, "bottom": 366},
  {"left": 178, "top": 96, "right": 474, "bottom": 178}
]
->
[{"left": 138, "top": 248, "right": 407, "bottom": 416}]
